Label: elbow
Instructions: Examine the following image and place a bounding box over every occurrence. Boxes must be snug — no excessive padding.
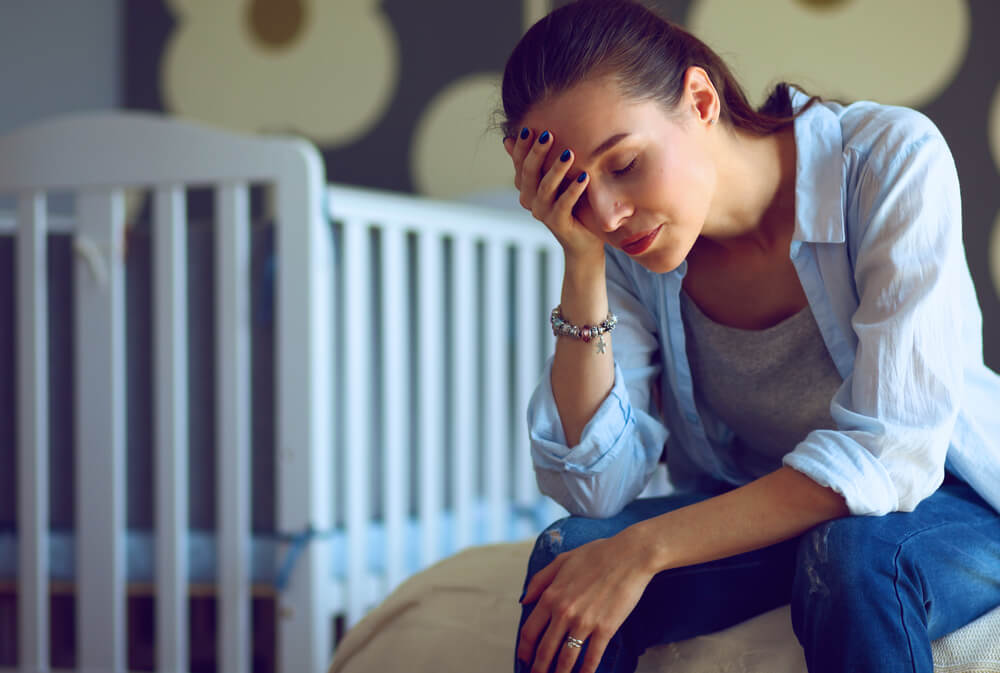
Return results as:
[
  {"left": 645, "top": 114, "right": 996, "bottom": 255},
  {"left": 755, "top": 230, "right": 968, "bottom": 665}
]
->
[{"left": 536, "top": 469, "right": 637, "bottom": 520}]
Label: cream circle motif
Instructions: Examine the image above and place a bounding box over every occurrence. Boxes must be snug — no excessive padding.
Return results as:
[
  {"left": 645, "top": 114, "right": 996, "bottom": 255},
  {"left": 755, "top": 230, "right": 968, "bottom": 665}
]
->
[
  {"left": 162, "top": 0, "right": 399, "bottom": 146},
  {"left": 688, "top": 0, "right": 969, "bottom": 108},
  {"left": 989, "top": 82, "right": 1000, "bottom": 175},
  {"left": 411, "top": 74, "right": 512, "bottom": 200},
  {"left": 991, "top": 210, "right": 1000, "bottom": 301}
]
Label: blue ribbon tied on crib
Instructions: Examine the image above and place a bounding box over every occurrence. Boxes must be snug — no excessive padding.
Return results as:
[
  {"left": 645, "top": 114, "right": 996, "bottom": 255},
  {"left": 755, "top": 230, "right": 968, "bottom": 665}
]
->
[{"left": 273, "top": 525, "right": 337, "bottom": 592}]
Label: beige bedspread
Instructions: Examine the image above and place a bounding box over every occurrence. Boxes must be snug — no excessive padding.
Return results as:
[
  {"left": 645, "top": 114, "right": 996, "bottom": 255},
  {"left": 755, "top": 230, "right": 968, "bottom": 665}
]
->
[{"left": 328, "top": 541, "right": 1000, "bottom": 673}]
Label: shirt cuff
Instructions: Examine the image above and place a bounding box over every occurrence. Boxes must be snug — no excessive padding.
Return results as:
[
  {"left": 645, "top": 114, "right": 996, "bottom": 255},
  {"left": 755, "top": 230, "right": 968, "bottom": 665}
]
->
[{"left": 782, "top": 429, "right": 900, "bottom": 516}]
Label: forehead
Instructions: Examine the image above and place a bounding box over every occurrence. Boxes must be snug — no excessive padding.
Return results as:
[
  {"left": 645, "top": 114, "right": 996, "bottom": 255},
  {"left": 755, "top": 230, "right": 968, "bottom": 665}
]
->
[{"left": 521, "top": 76, "right": 671, "bottom": 153}]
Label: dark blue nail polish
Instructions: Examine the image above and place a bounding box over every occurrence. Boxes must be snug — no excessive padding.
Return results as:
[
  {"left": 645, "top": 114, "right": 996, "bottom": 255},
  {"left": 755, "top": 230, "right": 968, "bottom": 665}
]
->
[
  {"left": 520, "top": 127, "right": 529, "bottom": 140},
  {"left": 539, "top": 130, "right": 550, "bottom": 144},
  {"left": 560, "top": 149, "right": 571, "bottom": 162},
  {"left": 577, "top": 171, "right": 587, "bottom": 182}
]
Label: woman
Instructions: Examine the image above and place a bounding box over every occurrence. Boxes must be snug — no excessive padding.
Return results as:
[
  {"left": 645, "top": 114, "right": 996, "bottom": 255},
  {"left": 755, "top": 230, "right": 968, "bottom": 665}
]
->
[{"left": 499, "top": 2, "right": 1000, "bottom": 673}]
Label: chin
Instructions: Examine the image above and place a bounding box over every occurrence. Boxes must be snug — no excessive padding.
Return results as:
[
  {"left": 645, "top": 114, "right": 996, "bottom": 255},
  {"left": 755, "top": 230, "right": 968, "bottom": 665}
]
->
[
  {"left": 635, "top": 251, "right": 684, "bottom": 274},
  {"left": 646, "top": 235, "right": 694, "bottom": 272}
]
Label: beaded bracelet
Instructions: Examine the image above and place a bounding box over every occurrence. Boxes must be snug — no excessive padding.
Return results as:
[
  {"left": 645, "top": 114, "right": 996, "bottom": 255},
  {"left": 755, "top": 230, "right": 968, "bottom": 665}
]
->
[{"left": 550, "top": 306, "right": 618, "bottom": 354}]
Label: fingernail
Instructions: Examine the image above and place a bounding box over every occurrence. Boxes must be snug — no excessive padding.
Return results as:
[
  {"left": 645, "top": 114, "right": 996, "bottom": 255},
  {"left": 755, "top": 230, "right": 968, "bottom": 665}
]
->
[
  {"left": 577, "top": 171, "right": 587, "bottom": 182},
  {"left": 539, "top": 130, "right": 550, "bottom": 144},
  {"left": 520, "top": 127, "right": 530, "bottom": 140},
  {"left": 560, "top": 149, "right": 571, "bottom": 162}
]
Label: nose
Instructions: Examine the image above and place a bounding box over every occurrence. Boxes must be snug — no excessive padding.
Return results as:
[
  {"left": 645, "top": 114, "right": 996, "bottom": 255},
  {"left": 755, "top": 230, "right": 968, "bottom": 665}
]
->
[{"left": 589, "top": 187, "right": 631, "bottom": 232}]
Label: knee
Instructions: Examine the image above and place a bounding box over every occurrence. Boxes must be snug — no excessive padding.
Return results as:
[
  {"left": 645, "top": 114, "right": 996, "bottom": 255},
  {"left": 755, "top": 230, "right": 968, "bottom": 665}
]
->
[
  {"left": 527, "top": 515, "right": 597, "bottom": 572},
  {"left": 531, "top": 516, "right": 580, "bottom": 559},
  {"left": 792, "top": 517, "right": 895, "bottom": 612}
]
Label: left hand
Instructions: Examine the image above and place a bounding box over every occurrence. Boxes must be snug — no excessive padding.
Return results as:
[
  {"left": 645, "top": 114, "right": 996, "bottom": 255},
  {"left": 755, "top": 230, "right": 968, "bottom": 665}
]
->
[{"left": 516, "top": 530, "right": 657, "bottom": 673}]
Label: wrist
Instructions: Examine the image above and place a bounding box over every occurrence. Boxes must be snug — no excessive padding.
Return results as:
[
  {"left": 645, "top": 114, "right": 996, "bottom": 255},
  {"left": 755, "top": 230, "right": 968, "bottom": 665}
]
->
[
  {"left": 560, "top": 254, "right": 607, "bottom": 324},
  {"left": 618, "top": 520, "right": 672, "bottom": 577},
  {"left": 564, "top": 247, "right": 606, "bottom": 277}
]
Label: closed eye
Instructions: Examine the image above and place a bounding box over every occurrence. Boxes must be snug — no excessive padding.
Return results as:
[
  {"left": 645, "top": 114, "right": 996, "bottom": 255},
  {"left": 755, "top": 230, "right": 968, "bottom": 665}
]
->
[{"left": 613, "top": 157, "right": 637, "bottom": 176}]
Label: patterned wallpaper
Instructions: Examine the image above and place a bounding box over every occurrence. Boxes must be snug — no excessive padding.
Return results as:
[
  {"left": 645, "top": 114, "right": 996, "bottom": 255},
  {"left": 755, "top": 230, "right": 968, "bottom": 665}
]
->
[{"left": 124, "top": 0, "right": 1000, "bottom": 370}]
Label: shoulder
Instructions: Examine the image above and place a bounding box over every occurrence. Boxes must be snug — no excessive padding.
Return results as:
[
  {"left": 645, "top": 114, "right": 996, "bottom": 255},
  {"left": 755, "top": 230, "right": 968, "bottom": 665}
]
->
[
  {"left": 833, "top": 101, "right": 962, "bottom": 264},
  {"left": 835, "top": 99, "right": 948, "bottom": 168}
]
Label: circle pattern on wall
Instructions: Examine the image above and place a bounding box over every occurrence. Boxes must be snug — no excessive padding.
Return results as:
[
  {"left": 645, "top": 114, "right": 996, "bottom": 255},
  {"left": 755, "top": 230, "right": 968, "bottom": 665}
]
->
[
  {"left": 989, "top": 81, "right": 1000, "bottom": 176},
  {"left": 411, "top": 74, "right": 511, "bottom": 201},
  {"left": 124, "top": 0, "right": 1000, "bottom": 368},
  {"left": 992, "top": 211, "right": 1000, "bottom": 300},
  {"left": 688, "top": 0, "right": 969, "bottom": 107},
  {"left": 162, "top": 0, "right": 399, "bottom": 145}
]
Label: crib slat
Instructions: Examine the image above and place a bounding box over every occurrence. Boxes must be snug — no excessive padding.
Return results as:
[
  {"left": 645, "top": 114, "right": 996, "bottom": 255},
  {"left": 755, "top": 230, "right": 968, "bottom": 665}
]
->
[
  {"left": 450, "top": 236, "right": 476, "bottom": 550},
  {"left": 74, "top": 189, "right": 127, "bottom": 672},
  {"left": 514, "top": 245, "right": 541, "bottom": 538},
  {"left": 484, "top": 240, "right": 509, "bottom": 542},
  {"left": 342, "top": 217, "right": 372, "bottom": 625},
  {"left": 153, "top": 186, "right": 190, "bottom": 673},
  {"left": 417, "top": 231, "right": 444, "bottom": 567},
  {"left": 16, "top": 192, "right": 49, "bottom": 673},
  {"left": 215, "top": 183, "right": 252, "bottom": 673},
  {"left": 380, "top": 227, "right": 408, "bottom": 593},
  {"left": 544, "top": 248, "right": 562, "bottom": 363},
  {"left": 542, "top": 248, "right": 567, "bottom": 523},
  {"left": 279, "top": 160, "right": 333, "bottom": 673}
]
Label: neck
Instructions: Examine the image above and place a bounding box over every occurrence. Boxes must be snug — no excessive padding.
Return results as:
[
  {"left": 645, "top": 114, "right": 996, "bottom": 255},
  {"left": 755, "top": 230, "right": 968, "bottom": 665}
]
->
[{"left": 698, "top": 125, "right": 797, "bottom": 255}]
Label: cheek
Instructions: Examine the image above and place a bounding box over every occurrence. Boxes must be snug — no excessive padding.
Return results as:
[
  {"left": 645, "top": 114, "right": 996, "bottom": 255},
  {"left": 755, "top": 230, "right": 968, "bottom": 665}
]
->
[{"left": 655, "top": 157, "right": 713, "bottom": 221}]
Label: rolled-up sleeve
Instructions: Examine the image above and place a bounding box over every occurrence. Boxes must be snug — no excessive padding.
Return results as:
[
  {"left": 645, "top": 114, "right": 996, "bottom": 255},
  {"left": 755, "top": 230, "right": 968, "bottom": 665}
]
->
[
  {"left": 784, "top": 130, "right": 965, "bottom": 516},
  {"left": 526, "top": 255, "right": 669, "bottom": 519}
]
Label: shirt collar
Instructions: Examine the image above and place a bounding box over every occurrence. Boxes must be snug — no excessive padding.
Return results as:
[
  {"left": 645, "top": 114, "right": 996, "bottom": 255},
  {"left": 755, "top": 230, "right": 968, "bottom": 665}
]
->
[{"left": 791, "top": 88, "right": 846, "bottom": 245}]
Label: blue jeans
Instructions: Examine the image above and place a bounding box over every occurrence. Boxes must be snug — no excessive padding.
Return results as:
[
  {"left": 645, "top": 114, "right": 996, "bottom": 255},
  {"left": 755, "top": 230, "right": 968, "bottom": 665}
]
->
[{"left": 514, "top": 473, "right": 1000, "bottom": 673}]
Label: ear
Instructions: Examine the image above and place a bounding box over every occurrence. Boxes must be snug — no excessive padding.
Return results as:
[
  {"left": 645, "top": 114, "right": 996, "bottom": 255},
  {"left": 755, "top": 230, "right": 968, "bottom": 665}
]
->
[{"left": 683, "top": 66, "right": 721, "bottom": 127}]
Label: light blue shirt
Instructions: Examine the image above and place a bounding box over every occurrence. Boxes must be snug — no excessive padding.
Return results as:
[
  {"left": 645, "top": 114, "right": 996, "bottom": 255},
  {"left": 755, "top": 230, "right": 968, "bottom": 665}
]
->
[{"left": 527, "top": 89, "right": 1000, "bottom": 519}]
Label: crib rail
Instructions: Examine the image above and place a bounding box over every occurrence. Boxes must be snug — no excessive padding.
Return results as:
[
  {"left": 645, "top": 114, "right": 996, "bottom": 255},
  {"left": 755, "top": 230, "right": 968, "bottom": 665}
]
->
[
  {"left": 0, "top": 112, "right": 333, "bottom": 673},
  {"left": 0, "top": 112, "right": 565, "bottom": 672},
  {"left": 326, "top": 185, "right": 565, "bottom": 627}
]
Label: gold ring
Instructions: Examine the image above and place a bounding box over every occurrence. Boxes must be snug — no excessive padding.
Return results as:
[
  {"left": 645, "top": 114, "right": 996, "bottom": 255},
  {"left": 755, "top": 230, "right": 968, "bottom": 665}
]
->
[{"left": 565, "top": 635, "right": 584, "bottom": 649}]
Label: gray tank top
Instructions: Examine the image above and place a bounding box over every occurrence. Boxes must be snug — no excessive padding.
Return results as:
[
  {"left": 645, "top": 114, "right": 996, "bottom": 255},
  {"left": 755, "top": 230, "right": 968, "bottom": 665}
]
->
[{"left": 680, "top": 289, "right": 843, "bottom": 479}]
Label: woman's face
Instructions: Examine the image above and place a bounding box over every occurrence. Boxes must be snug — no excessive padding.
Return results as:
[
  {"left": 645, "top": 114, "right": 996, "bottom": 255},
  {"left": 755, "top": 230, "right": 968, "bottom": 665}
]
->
[{"left": 519, "top": 74, "right": 717, "bottom": 273}]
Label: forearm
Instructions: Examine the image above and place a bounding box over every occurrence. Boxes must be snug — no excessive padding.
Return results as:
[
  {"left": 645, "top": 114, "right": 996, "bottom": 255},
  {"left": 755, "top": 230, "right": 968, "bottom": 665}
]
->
[
  {"left": 551, "top": 254, "right": 615, "bottom": 446},
  {"left": 627, "top": 466, "right": 850, "bottom": 574}
]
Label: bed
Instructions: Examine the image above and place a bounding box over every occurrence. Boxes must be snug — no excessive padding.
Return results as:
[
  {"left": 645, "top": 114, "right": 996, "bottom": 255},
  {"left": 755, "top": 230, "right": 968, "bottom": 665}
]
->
[{"left": 1, "top": 112, "right": 998, "bottom": 673}]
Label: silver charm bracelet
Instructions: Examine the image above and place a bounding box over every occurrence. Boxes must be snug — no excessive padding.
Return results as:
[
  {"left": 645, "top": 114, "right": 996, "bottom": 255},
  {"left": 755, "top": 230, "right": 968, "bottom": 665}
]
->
[{"left": 550, "top": 306, "right": 618, "bottom": 354}]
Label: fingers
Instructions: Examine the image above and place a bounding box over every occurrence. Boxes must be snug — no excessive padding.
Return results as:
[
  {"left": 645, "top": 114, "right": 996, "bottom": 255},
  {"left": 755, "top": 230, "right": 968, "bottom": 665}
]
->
[
  {"left": 552, "top": 631, "right": 586, "bottom": 673},
  {"left": 519, "top": 129, "right": 554, "bottom": 208},
  {"left": 534, "top": 147, "right": 575, "bottom": 216},
  {"left": 509, "top": 126, "right": 535, "bottom": 192},
  {"left": 530, "top": 611, "right": 592, "bottom": 673},
  {"left": 521, "top": 553, "right": 561, "bottom": 605},
  {"left": 574, "top": 632, "right": 610, "bottom": 673},
  {"left": 551, "top": 165, "right": 589, "bottom": 223},
  {"left": 503, "top": 136, "right": 515, "bottom": 157}
]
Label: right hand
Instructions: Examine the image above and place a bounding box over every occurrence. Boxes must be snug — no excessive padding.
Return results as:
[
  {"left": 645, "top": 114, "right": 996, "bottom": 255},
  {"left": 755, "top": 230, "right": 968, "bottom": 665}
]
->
[{"left": 504, "top": 128, "right": 606, "bottom": 264}]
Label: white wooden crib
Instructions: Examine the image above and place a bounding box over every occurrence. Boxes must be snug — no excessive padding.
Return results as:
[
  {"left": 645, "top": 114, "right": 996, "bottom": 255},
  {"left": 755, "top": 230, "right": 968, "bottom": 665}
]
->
[{"left": 0, "top": 112, "right": 565, "bottom": 673}]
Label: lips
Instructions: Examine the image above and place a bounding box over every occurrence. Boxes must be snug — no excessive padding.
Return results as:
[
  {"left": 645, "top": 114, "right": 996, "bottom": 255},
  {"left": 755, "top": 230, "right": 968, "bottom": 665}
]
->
[{"left": 621, "top": 225, "right": 662, "bottom": 256}]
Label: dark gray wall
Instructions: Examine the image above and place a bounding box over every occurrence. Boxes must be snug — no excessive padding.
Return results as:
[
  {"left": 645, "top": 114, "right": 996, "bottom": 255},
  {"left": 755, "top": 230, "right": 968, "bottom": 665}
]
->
[
  {"left": 2, "top": 0, "right": 999, "bottom": 536},
  {"left": 0, "top": 0, "right": 120, "bottom": 135}
]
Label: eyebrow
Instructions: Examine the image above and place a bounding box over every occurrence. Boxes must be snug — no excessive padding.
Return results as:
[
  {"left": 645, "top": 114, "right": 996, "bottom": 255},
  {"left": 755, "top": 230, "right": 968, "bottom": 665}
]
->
[{"left": 587, "top": 133, "right": 630, "bottom": 161}]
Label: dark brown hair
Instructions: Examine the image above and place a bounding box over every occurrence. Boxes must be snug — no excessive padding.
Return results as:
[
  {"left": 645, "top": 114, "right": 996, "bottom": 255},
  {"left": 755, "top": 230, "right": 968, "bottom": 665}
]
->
[{"left": 499, "top": 0, "right": 821, "bottom": 139}]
